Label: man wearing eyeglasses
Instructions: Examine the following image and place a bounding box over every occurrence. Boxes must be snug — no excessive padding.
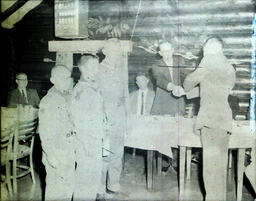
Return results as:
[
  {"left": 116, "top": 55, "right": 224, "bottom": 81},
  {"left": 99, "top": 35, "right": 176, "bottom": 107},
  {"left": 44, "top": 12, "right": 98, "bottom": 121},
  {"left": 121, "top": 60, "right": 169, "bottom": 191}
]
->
[{"left": 7, "top": 73, "right": 40, "bottom": 108}]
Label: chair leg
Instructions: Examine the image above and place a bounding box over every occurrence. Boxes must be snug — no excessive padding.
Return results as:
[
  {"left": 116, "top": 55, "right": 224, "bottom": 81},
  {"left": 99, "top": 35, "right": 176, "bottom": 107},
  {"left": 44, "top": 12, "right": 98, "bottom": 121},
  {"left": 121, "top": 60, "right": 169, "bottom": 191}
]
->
[
  {"left": 147, "top": 150, "right": 153, "bottom": 190},
  {"left": 6, "top": 161, "right": 13, "bottom": 195},
  {"left": 132, "top": 148, "right": 136, "bottom": 158},
  {"left": 237, "top": 148, "right": 245, "bottom": 201},
  {"left": 179, "top": 146, "right": 186, "bottom": 201},
  {"left": 13, "top": 158, "right": 17, "bottom": 194},
  {"left": 30, "top": 136, "right": 36, "bottom": 184},
  {"left": 157, "top": 152, "right": 162, "bottom": 176},
  {"left": 30, "top": 154, "right": 36, "bottom": 184},
  {"left": 228, "top": 150, "right": 233, "bottom": 169},
  {"left": 186, "top": 147, "right": 192, "bottom": 180}
]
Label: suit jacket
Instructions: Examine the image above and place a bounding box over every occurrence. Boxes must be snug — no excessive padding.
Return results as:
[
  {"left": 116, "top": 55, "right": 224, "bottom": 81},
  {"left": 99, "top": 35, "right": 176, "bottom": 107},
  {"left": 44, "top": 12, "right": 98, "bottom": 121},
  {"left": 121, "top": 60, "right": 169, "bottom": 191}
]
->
[
  {"left": 183, "top": 56, "right": 236, "bottom": 132},
  {"left": 7, "top": 88, "right": 40, "bottom": 108},
  {"left": 151, "top": 57, "right": 186, "bottom": 115},
  {"left": 129, "top": 89, "right": 155, "bottom": 115}
]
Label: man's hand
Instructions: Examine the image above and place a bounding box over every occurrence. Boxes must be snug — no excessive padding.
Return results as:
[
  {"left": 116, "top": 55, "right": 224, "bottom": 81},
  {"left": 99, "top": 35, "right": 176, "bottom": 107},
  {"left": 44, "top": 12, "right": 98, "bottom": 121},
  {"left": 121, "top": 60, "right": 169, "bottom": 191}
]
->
[
  {"left": 167, "top": 82, "right": 175, "bottom": 91},
  {"left": 172, "top": 85, "right": 186, "bottom": 97}
]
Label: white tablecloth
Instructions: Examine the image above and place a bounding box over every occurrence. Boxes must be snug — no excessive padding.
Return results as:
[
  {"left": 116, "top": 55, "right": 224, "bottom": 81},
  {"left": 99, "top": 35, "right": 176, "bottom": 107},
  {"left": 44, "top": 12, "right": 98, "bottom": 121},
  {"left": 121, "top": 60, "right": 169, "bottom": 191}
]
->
[
  {"left": 125, "top": 115, "right": 195, "bottom": 157},
  {"left": 125, "top": 115, "right": 255, "bottom": 157}
]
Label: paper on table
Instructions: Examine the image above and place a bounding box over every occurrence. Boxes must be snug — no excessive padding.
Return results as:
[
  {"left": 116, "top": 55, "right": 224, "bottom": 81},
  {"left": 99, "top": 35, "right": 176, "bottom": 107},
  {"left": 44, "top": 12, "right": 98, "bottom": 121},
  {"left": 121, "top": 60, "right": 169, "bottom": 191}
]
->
[{"left": 186, "top": 87, "right": 200, "bottom": 99}]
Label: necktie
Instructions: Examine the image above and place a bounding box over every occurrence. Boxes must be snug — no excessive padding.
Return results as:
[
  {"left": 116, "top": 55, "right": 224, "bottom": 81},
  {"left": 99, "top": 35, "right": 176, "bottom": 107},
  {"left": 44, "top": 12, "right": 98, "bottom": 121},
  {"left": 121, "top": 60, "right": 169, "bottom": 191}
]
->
[
  {"left": 141, "top": 91, "right": 144, "bottom": 115},
  {"left": 22, "top": 90, "right": 28, "bottom": 104}
]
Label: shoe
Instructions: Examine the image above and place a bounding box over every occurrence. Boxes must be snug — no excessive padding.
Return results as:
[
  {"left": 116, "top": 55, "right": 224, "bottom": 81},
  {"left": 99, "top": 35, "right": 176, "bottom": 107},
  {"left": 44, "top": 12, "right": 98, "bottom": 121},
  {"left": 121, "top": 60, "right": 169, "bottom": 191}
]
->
[
  {"left": 106, "top": 189, "right": 119, "bottom": 195},
  {"left": 162, "top": 164, "right": 178, "bottom": 173},
  {"left": 172, "top": 165, "right": 178, "bottom": 172},
  {"left": 245, "top": 153, "right": 252, "bottom": 167},
  {"left": 96, "top": 193, "right": 106, "bottom": 201},
  {"left": 191, "top": 157, "right": 199, "bottom": 163},
  {"left": 162, "top": 164, "right": 171, "bottom": 172}
]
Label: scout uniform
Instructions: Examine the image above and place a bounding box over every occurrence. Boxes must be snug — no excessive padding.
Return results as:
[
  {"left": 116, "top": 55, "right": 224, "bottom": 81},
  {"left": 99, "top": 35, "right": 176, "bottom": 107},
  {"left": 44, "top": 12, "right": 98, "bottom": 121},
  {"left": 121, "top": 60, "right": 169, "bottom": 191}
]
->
[
  {"left": 70, "top": 80, "right": 105, "bottom": 200},
  {"left": 39, "top": 86, "right": 76, "bottom": 201},
  {"left": 98, "top": 59, "right": 128, "bottom": 192}
]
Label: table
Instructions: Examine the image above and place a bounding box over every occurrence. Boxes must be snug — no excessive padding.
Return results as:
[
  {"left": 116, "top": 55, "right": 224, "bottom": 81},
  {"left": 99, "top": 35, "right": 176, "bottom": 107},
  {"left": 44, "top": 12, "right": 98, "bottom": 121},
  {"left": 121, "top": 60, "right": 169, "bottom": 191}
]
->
[
  {"left": 125, "top": 115, "right": 196, "bottom": 157},
  {"left": 125, "top": 115, "right": 255, "bottom": 191},
  {"left": 125, "top": 115, "right": 196, "bottom": 189},
  {"left": 178, "top": 122, "right": 254, "bottom": 201}
]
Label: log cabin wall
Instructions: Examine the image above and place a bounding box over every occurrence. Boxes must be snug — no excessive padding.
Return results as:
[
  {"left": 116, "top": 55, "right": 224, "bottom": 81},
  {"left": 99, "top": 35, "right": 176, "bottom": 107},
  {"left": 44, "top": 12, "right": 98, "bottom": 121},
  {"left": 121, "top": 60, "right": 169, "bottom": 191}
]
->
[
  {"left": 1, "top": 0, "right": 255, "bottom": 119},
  {"left": 90, "top": 0, "right": 256, "bottom": 118}
]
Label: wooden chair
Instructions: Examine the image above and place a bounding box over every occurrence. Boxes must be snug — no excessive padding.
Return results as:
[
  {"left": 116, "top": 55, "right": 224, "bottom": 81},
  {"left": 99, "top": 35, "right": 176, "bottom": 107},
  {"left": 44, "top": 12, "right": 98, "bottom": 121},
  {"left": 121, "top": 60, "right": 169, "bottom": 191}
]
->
[
  {"left": 178, "top": 131, "right": 254, "bottom": 201},
  {"left": 1, "top": 127, "right": 14, "bottom": 195},
  {"left": 10, "top": 119, "right": 37, "bottom": 193}
]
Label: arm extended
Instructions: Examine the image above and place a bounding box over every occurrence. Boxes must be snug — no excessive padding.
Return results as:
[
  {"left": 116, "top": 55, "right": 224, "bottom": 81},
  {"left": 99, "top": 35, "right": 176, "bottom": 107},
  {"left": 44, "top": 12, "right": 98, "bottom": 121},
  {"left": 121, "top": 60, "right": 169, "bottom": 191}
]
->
[{"left": 183, "top": 67, "right": 208, "bottom": 92}]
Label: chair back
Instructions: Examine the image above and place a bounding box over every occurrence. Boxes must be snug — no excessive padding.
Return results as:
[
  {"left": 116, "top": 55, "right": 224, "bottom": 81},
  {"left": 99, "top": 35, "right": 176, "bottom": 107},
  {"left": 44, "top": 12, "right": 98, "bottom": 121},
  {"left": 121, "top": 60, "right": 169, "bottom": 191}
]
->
[
  {"left": 1, "top": 127, "right": 14, "bottom": 166},
  {"left": 1, "top": 130, "right": 14, "bottom": 148},
  {"left": 12, "top": 119, "right": 37, "bottom": 158},
  {"left": 17, "top": 120, "right": 37, "bottom": 140}
]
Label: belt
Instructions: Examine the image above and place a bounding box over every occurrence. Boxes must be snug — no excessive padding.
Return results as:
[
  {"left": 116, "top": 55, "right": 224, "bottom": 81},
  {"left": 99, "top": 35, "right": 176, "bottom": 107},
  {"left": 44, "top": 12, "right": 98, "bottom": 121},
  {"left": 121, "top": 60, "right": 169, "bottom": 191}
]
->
[{"left": 66, "top": 131, "right": 76, "bottom": 138}]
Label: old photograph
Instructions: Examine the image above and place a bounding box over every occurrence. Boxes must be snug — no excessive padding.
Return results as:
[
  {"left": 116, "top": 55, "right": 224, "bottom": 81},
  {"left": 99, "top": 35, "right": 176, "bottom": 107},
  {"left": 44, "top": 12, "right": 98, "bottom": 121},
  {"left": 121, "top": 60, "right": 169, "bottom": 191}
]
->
[{"left": 1, "top": 0, "right": 256, "bottom": 201}]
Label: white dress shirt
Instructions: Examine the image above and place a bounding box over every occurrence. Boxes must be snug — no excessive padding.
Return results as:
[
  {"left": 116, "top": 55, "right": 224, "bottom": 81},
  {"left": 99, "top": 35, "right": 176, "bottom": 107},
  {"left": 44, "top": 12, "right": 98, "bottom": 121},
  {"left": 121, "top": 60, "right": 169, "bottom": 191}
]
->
[{"left": 136, "top": 89, "right": 148, "bottom": 115}]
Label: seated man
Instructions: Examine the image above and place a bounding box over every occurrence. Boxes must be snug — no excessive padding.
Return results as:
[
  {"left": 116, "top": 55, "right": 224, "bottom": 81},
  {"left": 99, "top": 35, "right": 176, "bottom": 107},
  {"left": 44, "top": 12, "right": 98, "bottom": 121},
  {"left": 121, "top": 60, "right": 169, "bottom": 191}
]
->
[
  {"left": 7, "top": 73, "right": 40, "bottom": 108},
  {"left": 129, "top": 72, "right": 155, "bottom": 157},
  {"left": 129, "top": 72, "right": 155, "bottom": 116}
]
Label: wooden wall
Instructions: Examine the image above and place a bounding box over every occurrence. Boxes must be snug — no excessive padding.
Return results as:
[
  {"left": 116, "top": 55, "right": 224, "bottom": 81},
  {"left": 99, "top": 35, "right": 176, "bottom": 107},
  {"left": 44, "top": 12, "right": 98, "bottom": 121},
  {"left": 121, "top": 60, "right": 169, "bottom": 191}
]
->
[{"left": 1, "top": 0, "right": 255, "bottom": 118}]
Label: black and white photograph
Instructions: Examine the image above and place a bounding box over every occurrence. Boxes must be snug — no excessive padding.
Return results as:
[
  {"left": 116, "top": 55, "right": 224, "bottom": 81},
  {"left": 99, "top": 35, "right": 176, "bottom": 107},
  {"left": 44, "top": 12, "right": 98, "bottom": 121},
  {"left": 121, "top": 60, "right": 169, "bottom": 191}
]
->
[{"left": 1, "top": 0, "right": 256, "bottom": 201}]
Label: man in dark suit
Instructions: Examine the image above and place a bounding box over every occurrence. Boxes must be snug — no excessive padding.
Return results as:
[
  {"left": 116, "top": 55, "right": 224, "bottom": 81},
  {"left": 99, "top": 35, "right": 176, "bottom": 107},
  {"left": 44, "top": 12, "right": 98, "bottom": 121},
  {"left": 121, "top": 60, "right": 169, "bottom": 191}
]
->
[
  {"left": 7, "top": 73, "right": 40, "bottom": 108},
  {"left": 151, "top": 42, "right": 186, "bottom": 172},
  {"left": 129, "top": 72, "right": 155, "bottom": 157},
  {"left": 151, "top": 42, "right": 186, "bottom": 116},
  {"left": 129, "top": 72, "right": 155, "bottom": 116}
]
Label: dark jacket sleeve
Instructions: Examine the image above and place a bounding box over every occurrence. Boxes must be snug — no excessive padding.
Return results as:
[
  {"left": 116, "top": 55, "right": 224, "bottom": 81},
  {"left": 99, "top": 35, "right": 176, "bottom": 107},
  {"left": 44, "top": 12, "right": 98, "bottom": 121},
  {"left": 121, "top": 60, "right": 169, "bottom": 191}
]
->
[
  {"left": 152, "top": 66, "right": 171, "bottom": 91},
  {"left": 7, "top": 90, "right": 18, "bottom": 108},
  {"left": 30, "top": 89, "right": 40, "bottom": 108}
]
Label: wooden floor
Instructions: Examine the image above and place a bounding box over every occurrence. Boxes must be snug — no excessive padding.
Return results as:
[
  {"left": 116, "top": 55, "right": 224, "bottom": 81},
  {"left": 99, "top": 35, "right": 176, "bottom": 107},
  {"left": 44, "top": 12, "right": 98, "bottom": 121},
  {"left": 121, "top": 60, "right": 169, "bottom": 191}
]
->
[{"left": 1, "top": 148, "right": 255, "bottom": 201}]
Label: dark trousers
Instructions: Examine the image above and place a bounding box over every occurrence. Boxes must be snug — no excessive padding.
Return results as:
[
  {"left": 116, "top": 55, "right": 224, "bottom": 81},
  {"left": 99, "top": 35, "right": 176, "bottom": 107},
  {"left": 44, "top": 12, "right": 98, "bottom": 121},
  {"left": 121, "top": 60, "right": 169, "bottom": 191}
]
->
[{"left": 201, "top": 127, "right": 230, "bottom": 201}]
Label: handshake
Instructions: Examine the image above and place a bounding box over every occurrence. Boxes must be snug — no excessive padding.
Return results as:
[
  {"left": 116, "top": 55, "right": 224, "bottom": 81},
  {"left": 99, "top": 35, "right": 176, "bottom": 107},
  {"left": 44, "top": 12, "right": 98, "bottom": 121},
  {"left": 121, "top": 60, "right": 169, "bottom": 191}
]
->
[{"left": 167, "top": 82, "right": 186, "bottom": 97}]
